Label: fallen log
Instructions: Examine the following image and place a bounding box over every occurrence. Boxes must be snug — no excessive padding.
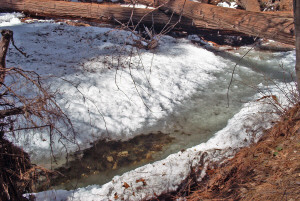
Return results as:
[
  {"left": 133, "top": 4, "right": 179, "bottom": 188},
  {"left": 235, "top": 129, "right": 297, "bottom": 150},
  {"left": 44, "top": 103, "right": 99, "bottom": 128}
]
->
[
  {"left": 0, "top": 0, "right": 253, "bottom": 35},
  {"left": 279, "top": 0, "right": 293, "bottom": 11},
  {"left": 125, "top": 0, "right": 295, "bottom": 45},
  {"left": 237, "top": 0, "right": 261, "bottom": 12},
  {"left": 0, "top": 0, "right": 295, "bottom": 45},
  {"left": 0, "top": 0, "right": 176, "bottom": 26},
  {"left": 264, "top": 11, "right": 293, "bottom": 18}
]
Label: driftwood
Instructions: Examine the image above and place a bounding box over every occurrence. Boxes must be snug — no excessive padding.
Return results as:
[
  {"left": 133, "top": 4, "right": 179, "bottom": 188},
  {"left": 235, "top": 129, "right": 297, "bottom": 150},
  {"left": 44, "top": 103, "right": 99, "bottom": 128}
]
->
[{"left": 0, "top": 0, "right": 295, "bottom": 45}]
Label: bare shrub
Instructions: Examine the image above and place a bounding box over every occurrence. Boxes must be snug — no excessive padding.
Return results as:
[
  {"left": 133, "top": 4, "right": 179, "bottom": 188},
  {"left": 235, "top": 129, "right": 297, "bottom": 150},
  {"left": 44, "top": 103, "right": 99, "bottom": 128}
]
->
[
  {"left": 0, "top": 29, "right": 76, "bottom": 199},
  {"left": 0, "top": 30, "right": 76, "bottom": 157}
]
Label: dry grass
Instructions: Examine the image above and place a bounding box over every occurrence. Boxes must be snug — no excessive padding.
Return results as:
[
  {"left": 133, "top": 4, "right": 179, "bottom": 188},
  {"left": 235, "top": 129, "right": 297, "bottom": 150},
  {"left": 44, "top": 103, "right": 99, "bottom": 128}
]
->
[
  {"left": 186, "top": 103, "right": 300, "bottom": 201},
  {"left": 0, "top": 136, "right": 61, "bottom": 201},
  {"left": 0, "top": 137, "right": 32, "bottom": 201}
]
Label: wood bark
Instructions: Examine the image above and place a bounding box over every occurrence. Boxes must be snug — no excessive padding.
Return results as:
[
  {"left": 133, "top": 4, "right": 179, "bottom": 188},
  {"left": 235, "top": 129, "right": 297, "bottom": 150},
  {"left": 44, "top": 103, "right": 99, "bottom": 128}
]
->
[
  {"left": 0, "top": 30, "right": 13, "bottom": 85},
  {"left": 0, "top": 0, "right": 295, "bottom": 45},
  {"left": 0, "top": 0, "right": 247, "bottom": 35},
  {"left": 0, "top": 0, "right": 180, "bottom": 27},
  {"left": 0, "top": 0, "right": 245, "bottom": 37},
  {"left": 128, "top": 0, "right": 295, "bottom": 45},
  {"left": 280, "top": 0, "right": 293, "bottom": 11},
  {"left": 237, "top": 0, "right": 261, "bottom": 12},
  {"left": 294, "top": 0, "right": 300, "bottom": 94}
]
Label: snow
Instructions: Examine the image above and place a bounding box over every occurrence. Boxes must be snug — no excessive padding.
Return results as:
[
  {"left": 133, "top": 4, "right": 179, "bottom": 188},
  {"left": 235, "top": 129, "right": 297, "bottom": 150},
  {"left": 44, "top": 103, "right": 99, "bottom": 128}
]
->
[
  {"left": 0, "top": 13, "right": 297, "bottom": 200},
  {"left": 30, "top": 85, "right": 294, "bottom": 200},
  {"left": 0, "top": 12, "right": 24, "bottom": 27},
  {"left": 2, "top": 15, "right": 230, "bottom": 162},
  {"left": 121, "top": 4, "right": 155, "bottom": 9},
  {"left": 217, "top": 2, "right": 238, "bottom": 9}
]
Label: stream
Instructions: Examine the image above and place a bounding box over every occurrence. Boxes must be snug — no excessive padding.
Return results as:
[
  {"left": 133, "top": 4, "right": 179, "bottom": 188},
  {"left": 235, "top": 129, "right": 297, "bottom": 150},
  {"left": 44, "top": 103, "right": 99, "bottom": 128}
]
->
[
  {"left": 0, "top": 14, "right": 295, "bottom": 192},
  {"left": 47, "top": 45, "right": 295, "bottom": 190}
]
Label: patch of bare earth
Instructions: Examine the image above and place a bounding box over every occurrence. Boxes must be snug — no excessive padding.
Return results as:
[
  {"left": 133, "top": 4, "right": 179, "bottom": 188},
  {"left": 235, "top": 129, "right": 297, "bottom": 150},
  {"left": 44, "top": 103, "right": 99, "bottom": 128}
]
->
[{"left": 184, "top": 104, "right": 300, "bottom": 201}]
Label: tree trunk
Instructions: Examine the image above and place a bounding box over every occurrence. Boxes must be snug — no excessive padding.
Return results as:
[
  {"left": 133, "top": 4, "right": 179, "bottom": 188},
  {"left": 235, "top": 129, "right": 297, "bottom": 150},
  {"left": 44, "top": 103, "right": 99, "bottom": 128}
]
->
[
  {"left": 0, "top": 0, "right": 180, "bottom": 27},
  {"left": 0, "top": 30, "right": 13, "bottom": 85},
  {"left": 0, "top": 0, "right": 295, "bottom": 45},
  {"left": 294, "top": 0, "right": 300, "bottom": 95},
  {"left": 132, "top": 0, "right": 295, "bottom": 45},
  {"left": 280, "top": 0, "right": 293, "bottom": 11},
  {"left": 0, "top": 1, "right": 242, "bottom": 35}
]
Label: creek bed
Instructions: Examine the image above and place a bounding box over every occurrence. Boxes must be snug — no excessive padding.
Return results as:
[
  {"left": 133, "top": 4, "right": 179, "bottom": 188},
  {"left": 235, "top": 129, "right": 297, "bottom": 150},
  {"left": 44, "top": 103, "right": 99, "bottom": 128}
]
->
[
  {"left": 0, "top": 14, "right": 295, "bottom": 192},
  {"left": 46, "top": 47, "right": 295, "bottom": 190}
]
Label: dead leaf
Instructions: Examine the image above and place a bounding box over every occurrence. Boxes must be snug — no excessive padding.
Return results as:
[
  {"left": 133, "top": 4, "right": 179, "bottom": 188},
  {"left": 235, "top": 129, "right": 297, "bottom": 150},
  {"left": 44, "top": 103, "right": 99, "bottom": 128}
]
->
[
  {"left": 136, "top": 178, "right": 147, "bottom": 186},
  {"left": 114, "top": 192, "right": 118, "bottom": 199},
  {"left": 123, "top": 182, "right": 130, "bottom": 189}
]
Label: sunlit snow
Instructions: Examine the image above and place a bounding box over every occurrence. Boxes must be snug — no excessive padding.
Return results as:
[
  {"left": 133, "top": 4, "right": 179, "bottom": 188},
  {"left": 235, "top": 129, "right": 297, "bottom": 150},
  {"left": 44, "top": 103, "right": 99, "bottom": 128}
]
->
[{"left": 0, "top": 13, "right": 296, "bottom": 200}]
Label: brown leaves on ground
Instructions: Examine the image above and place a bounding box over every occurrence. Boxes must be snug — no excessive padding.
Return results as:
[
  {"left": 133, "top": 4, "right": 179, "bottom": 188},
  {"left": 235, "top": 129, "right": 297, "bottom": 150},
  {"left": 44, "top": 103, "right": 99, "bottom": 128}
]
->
[
  {"left": 136, "top": 178, "right": 147, "bottom": 186},
  {"left": 186, "top": 103, "right": 300, "bottom": 201},
  {"left": 123, "top": 182, "right": 130, "bottom": 189}
]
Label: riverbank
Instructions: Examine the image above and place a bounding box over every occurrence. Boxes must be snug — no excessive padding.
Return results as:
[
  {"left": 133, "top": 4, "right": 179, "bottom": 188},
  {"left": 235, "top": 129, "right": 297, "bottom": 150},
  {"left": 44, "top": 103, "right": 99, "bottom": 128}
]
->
[
  {"left": 1, "top": 12, "right": 297, "bottom": 200},
  {"left": 169, "top": 103, "right": 300, "bottom": 200}
]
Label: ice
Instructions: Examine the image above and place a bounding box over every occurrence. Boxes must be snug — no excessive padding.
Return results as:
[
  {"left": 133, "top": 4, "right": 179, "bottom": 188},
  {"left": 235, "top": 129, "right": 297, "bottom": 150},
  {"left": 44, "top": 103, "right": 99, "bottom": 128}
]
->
[
  {"left": 31, "top": 84, "right": 295, "bottom": 200},
  {"left": 0, "top": 13, "right": 297, "bottom": 200},
  {"left": 3, "top": 19, "right": 230, "bottom": 162}
]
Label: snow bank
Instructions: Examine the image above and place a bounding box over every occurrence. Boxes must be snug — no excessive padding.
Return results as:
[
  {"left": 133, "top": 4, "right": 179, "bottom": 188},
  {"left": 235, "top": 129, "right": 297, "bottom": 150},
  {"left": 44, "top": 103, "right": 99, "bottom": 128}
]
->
[
  {"left": 2, "top": 15, "right": 231, "bottom": 162},
  {"left": 1, "top": 13, "right": 297, "bottom": 200},
  {"left": 31, "top": 84, "right": 294, "bottom": 200},
  {"left": 0, "top": 13, "right": 24, "bottom": 27}
]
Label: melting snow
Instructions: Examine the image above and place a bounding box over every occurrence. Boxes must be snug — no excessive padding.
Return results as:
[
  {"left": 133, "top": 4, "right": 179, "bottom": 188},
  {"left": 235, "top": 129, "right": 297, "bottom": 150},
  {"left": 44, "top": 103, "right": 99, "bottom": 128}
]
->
[{"left": 0, "top": 13, "right": 296, "bottom": 200}]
